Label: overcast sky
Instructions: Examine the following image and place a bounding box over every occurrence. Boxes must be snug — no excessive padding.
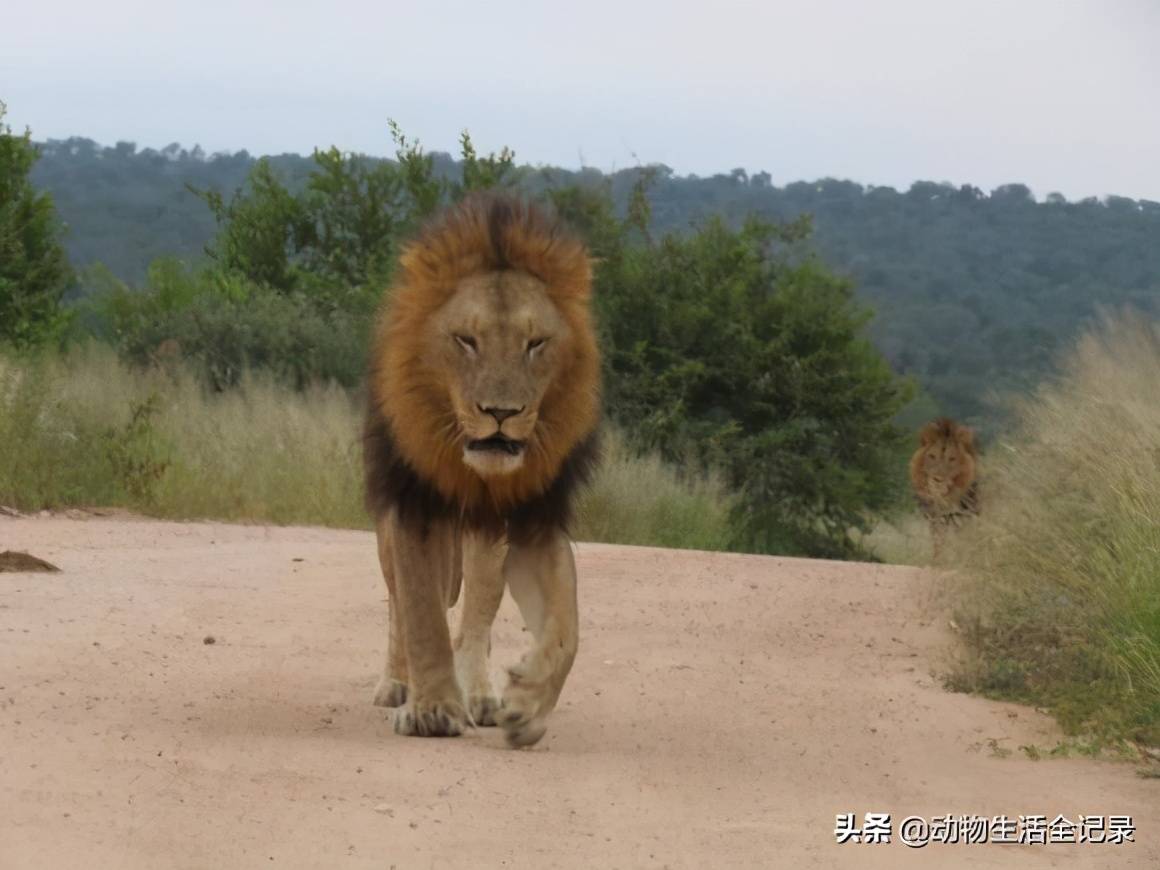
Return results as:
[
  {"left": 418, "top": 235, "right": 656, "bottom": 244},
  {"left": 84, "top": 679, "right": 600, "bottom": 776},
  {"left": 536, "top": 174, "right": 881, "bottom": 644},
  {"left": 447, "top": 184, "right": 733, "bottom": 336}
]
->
[{"left": 3, "top": 0, "right": 1158, "bottom": 200}]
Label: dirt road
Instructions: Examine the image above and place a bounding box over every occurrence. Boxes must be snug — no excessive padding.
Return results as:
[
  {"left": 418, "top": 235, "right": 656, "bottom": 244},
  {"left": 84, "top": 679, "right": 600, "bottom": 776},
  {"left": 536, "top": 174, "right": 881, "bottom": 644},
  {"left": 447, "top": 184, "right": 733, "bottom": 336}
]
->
[{"left": 1, "top": 515, "right": 1155, "bottom": 868}]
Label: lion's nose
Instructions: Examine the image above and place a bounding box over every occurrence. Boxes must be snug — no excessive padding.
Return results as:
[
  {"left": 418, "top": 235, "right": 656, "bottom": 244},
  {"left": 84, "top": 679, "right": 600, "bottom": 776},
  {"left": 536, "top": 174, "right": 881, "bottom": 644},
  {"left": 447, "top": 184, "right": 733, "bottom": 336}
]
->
[{"left": 480, "top": 405, "right": 523, "bottom": 424}]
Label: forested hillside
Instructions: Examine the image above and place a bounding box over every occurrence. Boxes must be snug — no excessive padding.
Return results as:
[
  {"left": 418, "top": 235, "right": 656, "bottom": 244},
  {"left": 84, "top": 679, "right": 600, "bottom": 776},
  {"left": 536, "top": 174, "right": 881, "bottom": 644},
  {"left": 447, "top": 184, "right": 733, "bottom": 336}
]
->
[{"left": 30, "top": 137, "right": 1160, "bottom": 426}]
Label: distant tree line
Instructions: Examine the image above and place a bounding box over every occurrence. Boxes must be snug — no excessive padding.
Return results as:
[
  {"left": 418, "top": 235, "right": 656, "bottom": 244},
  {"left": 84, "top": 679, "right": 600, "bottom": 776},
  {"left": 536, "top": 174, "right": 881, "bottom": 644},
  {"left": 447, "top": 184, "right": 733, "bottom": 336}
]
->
[{"left": 27, "top": 136, "right": 1160, "bottom": 431}]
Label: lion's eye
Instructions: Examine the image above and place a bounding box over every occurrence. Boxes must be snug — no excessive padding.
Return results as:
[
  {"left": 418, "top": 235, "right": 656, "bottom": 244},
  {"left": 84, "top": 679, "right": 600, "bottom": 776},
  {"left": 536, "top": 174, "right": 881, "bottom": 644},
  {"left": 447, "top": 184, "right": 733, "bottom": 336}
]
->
[
  {"left": 454, "top": 334, "right": 478, "bottom": 354},
  {"left": 526, "top": 337, "right": 547, "bottom": 355}
]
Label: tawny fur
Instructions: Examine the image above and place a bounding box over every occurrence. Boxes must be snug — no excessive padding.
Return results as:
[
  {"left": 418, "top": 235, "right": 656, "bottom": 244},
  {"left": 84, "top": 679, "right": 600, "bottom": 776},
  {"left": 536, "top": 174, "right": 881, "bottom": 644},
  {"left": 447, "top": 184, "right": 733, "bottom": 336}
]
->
[
  {"left": 362, "top": 193, "right": 600, "bottom": 746},
  {"left": 909, "top": 417, "right": 980, "bottom": 549}
]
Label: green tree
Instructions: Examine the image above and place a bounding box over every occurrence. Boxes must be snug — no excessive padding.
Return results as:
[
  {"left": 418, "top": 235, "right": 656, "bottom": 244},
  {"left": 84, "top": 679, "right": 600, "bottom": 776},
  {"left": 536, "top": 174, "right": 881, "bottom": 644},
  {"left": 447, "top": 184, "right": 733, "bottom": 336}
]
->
[
  {"left": 453, "top": 129, "right": 517, "bottom": 198},
  {"left": 554, "top": 180, "right": 913, "bottom": 558},
  {"left": 189, "top": 123, "right": 515, "bottom": 304},
  {"left": 191, "top": 158, "right": 309, "bottom": 292},
  {"left": 0, "top": 102, "right": 73, "bottom": 346}
]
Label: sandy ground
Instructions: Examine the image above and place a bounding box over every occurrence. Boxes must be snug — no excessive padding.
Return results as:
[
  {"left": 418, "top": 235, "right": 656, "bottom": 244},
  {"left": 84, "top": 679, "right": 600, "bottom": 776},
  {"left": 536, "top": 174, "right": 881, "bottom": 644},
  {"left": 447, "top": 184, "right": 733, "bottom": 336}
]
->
[{"left": 0, "top": 515, "right": 1156, "bottom": 869}]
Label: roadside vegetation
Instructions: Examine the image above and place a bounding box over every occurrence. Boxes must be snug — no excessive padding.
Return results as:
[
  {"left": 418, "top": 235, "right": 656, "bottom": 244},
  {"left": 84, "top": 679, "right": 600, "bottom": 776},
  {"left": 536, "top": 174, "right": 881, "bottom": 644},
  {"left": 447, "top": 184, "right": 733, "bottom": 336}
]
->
[
  {"left": 0, "top": 343, "right": 737, "bottom": 550},
  {"left": 939, "top": 313, "right": 1160, "bottom": 750}
]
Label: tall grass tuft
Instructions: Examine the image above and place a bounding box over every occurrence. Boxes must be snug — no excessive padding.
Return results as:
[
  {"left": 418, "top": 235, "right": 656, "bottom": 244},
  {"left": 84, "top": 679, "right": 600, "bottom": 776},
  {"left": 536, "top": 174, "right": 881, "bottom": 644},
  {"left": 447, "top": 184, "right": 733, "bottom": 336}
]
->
[
  {"left": 0, "top": 343, "right": 736, "bottom": 550},
  {"left": 858, "top": 513, "right": 933, "bottom": 567},
  {"left": 574, "top": 428, "right": 737, "bottom": 552},
  {"left": 0, "top": 343, "right": 368, "bottom": 526},
  {"left": 943, "top": 312, "right": 1160, "bottom": 747}
]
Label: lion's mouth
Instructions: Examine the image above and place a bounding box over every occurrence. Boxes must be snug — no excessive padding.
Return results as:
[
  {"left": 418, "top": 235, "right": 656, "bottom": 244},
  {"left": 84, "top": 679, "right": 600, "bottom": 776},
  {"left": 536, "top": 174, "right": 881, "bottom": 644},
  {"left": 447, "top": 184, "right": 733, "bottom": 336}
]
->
[{"left": 466, "top": 435, "right": 526, "bottom": 456}]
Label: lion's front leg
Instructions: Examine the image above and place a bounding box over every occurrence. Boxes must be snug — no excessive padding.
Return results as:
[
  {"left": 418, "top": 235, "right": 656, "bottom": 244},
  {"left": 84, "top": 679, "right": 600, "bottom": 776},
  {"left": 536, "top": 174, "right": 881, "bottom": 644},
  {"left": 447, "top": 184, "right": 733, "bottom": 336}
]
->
[
  {"left": 372, "top": 521, "right": 410, "bottom": 708},
  {"left": 499, "top": 531, "right": 579, "bottom": 748},
  {"left": 929, "top": 517, "right": 948, "bottom": 561},
  {"left": 453, "top": 529, "right": 507, "bottom": 726},
  {"left": 386, "top": 513, "right": 468, "bottom": 737}
]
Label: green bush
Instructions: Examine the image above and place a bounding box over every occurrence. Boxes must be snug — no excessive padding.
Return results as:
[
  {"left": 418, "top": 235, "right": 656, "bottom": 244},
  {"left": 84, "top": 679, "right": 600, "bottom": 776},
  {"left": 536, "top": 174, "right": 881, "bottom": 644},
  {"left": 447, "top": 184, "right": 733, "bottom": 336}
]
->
[
  {"left": 84, "top": 260, "right": 372, "bottom": 389},
  {"left": 555, "top": 179, "right": 914, "bottom": 558}
]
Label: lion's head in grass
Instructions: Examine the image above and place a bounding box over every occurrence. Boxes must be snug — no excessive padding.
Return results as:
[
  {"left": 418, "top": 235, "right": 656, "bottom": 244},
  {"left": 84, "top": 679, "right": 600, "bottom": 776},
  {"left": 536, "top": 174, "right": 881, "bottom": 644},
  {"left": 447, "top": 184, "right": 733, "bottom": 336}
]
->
[{"left": 909, "top": 416, "right": 980, "bottom": 530}]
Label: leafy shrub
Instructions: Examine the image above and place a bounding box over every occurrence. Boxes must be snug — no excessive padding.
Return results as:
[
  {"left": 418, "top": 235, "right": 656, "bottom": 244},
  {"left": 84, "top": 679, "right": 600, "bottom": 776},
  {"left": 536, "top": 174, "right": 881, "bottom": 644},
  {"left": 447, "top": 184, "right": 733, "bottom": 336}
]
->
[{"left": 85, "top": 260, "right": 372, "bottom": 389}]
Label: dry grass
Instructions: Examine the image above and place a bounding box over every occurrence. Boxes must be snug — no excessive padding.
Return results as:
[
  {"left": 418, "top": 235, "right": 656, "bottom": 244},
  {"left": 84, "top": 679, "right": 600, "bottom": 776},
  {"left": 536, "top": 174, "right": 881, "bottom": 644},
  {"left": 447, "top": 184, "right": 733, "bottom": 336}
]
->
[
  {"left": 575, "top": 428, "right": 737, "bottom": 552},
  {"left": 0, "top": 343, "right": 736, "bottom": 550},
  {"left": 937, "top": 313, "right": 1160, "bottom": 748},
  {"left": 858, "top": 513, "right": 933, "bottom": 566},
  {"left": 0, "top": 343, "right": 366, "bottom": 526}
]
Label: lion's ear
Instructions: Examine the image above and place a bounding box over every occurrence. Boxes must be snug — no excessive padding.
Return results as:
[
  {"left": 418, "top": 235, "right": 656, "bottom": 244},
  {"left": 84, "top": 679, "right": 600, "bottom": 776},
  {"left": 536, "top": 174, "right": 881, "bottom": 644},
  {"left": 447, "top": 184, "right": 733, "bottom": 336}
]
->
[{"left": 918, "top": 423, "right": 937, "bottom": 446}]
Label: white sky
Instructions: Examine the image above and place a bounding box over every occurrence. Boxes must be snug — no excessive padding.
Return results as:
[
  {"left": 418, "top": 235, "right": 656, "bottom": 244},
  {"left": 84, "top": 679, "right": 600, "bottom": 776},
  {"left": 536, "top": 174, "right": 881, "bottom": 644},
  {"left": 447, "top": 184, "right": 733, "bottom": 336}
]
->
[{"left": 3, "top": 0, "right": 1158, "bottom": 200}]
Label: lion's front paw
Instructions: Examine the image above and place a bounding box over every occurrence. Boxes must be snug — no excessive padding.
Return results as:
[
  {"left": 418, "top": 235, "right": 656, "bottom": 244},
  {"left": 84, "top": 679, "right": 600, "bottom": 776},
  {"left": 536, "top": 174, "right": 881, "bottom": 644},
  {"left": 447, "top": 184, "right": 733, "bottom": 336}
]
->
[
  {"left": 500, "top": 710, "right": 548, "bottom": 748},
  {"left": 499, "top": 660, "right": 554, "bottom": 748},
  {"left": 454, "top": 641, "right": 498, "bottom": 727},
  {"left": 393, "top": 698, "right": 468, "bottom": 738},
  {"left": 467, "top": 694, "right": 501, "bottom": 727},
  {"left": 372, "top": 677, "right": 408, "bottom": 708}
]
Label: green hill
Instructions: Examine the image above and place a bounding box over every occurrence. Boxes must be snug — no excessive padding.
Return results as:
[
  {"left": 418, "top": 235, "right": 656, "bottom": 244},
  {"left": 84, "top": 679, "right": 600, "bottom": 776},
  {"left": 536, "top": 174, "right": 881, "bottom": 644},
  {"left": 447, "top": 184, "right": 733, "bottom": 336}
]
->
[{"left": 30, "top": 137, "right": 1160, "bottom": 427}]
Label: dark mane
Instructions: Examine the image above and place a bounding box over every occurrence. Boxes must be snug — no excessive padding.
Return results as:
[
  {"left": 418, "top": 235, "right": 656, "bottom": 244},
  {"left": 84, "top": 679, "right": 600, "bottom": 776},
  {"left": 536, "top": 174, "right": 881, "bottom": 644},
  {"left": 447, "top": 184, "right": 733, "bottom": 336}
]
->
[{"left": 362, "top": 388, "right": 600, "bottom": 542}]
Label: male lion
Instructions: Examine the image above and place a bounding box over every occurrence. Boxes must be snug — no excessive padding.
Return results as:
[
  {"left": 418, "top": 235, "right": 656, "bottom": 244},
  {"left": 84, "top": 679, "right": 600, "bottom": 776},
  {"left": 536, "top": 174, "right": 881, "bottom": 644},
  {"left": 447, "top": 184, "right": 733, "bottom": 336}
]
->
[
  {"left": 909, "top": 417, "right": 980, "bottom": 554},
  {"left": 362, "top": 193, "right": 600, "bottom": 748}
]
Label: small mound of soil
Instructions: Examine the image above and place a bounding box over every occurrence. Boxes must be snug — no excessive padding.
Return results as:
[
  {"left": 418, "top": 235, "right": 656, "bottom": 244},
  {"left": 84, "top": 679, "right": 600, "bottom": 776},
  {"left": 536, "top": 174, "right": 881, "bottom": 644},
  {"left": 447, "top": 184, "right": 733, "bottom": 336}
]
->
[{"left": 0, "top": 551, "right": 61, "bottom": 573}]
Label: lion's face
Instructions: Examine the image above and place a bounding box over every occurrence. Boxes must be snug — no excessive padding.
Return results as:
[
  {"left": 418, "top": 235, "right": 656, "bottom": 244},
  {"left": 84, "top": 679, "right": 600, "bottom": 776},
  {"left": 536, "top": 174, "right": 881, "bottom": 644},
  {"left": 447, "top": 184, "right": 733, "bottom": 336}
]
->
[
  {"left": 371, "top": 193, "right": 600, "bottom": 515},
  {"left": 920, "top": 441, "right": 972, "bottom": 500},
  {"left": 912, "top": 420, "right": 977, "bottom": 504},
  {"left": 430, "top": 270, "right": 571, "bottom": 478}
]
